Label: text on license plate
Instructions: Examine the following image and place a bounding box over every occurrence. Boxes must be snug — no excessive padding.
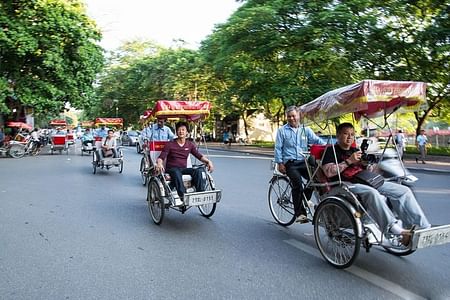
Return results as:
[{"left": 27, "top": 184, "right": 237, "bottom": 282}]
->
[
  {"left": 415, "top": 225, "right": 450, "bottom": 249},
  {"left": 188, "top": 193, "right": 216, "bottom": 206}
]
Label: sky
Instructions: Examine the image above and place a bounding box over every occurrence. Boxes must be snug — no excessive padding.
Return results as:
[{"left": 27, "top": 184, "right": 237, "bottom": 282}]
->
[{"left": 84, "top": 0, "right": 242, "bottom": 51}]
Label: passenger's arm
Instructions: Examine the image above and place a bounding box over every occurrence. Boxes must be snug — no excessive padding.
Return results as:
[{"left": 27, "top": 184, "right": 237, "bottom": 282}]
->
[
  {"left": 200, "top": 156, "right": 214, "bottom": 172},
  {"left": 322, "top": 161, "right": 348, "bottom": 178}
]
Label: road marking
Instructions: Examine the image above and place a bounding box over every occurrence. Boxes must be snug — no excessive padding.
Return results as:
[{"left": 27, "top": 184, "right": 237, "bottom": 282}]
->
[
  {"left": 414, "top": 188, "right": 450, "bottom": 195},
  {"left": 207, "top": 154, "right": 272, "bottom": 160},
  {"left": 284, "top": 239, "right": 426, "bottom": 300}
]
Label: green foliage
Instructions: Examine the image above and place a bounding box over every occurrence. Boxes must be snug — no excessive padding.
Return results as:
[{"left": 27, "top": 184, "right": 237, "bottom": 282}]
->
[{"left": 0, "top": 0, "right": 104, "bottom": 115}]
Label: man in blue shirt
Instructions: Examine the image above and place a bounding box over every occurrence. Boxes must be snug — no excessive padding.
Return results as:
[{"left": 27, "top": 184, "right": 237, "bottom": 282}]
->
[
  {"left": 95, "top": 126, "right": 108, "bottom": 139},
  {"left": 142, "top": 118, "right": 175, "bottom": 141},
  {"left": 274, "top": 106, "right": 325, "bottom": 223}
]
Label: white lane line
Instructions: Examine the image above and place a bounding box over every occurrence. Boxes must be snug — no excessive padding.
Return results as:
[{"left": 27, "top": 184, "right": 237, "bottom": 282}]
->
[
  {"left": 284, "top": 239, "right": 426, "bottom": 300},
  {"left": 414, "top": 188, "right": 450, "bottom": 195}
]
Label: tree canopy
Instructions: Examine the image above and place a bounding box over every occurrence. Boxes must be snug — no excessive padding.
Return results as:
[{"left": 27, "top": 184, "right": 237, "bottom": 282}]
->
[{"left": 0, "top": 0, "right": 104, "bottom": 118}]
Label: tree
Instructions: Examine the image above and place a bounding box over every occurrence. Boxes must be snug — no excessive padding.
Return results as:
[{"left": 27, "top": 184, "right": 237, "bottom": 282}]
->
[{"left": 0, "top": 0, "right": 104, "bottom": 117}]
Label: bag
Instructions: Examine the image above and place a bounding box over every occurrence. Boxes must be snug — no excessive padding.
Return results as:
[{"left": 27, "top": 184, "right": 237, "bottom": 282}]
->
[{"left": 352, "top": 169, "right": 384, "bottom": 189}]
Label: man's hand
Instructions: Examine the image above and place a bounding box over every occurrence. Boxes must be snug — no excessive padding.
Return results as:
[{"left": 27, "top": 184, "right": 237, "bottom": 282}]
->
[
  {"left": 277, "top": 163, "right": 286, "bottom": 174},
  {"left": 347, "top": 151, "right": 362, "bottom": 165},
  {"left": 155, "top": 159, "right": 165, "bottom": 174},
  {"left": 206, "top": 160, "right": 214, "bottom": 172}
]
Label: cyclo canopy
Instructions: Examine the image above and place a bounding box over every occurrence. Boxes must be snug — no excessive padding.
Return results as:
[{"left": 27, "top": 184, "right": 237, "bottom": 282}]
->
[
  {"left": 94, "top": 117, "right": 123, "bottom": 128},
  {"left": 149, "top": 100, "right": 211, "bottom": 121},
  {"left": 5, "top": 121, "right": 33, "bottom": 131},
  {"left": 299, "top": 80, "right": 427, "bottom": 122}
]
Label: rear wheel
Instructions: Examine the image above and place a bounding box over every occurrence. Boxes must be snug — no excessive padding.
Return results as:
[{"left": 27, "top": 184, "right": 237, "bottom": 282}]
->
[
  {"left": 147, "top": 179, "right": 164, "bottom": 225},
  {"left": 268, "top": 176, "right": 295, "bottom": 226},
  {"left": 92, "top": 152, "right": 97, "bottom": 174},
  {"left": 8, "top": 144, "right": 25, "bottom": 158},
  {"left": 119, "top": 160, "right": 123, "bottom": 173},
  {"left": 314, "top": 199, "right": 360, "bottom": 269},
  {"left": 198, "top": 175, "right": 216, "bottom": 218}
]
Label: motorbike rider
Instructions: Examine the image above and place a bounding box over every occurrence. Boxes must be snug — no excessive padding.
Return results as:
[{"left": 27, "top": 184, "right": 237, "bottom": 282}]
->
[{"left": 30, "top": 128, "right": 42, "bottom": 150}]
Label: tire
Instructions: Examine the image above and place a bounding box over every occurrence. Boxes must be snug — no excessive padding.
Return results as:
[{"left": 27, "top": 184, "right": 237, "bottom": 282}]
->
[
  {"left": 119, "top": 160, "right": 123, "bottom": 173},
  {"left": 8, "top": 144, "right": 25, "bottom": 158},
  {"left": 147, "top": 179, "right": 164, "bottom": 225},
  {"left": 314, "top": 199, "right": 360, "bottom": 269},
  {"left": 92, "top": 151, "right": 97, "bottom": 174},
  {"left": 268, "top": 176, "right": 295, "bottom": 226},
  {"left": 198, "top": 174, "right": 216, "bottom": 218},
  {"left": 140, "top": 157, "right": 148, "bottom": 186},
  {"left": 136, "top": 143, "right": 141, "bottom": 154}
]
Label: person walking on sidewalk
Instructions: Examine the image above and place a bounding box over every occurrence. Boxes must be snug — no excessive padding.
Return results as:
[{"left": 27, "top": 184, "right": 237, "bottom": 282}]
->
[
  {"left": 395, "top": 129, "right": 406, "bottom": 161},
  {"left": 274, "top": 106, "right": 325, "bottom": 223},
  {"left": 416, "top": 129, "right": 428, "bottom": 164}
]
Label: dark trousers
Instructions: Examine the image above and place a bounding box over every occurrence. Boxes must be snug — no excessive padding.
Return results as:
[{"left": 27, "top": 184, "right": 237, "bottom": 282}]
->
[
  {"left": 167, "top": 167, "right": 206, "bottom": 198},
  {"left": 285, "top": 160, "right": 311, "bottom": 217}
]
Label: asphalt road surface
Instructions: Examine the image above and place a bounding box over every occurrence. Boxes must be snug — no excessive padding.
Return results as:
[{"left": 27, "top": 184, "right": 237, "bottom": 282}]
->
[{"left": 1, "top": 143, "right": 449, "bottom": 299}]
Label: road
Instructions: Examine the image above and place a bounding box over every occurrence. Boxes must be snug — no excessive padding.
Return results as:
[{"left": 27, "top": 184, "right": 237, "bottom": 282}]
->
[{"left": 0, "top": 143, "right": 449, "bottom": 300}]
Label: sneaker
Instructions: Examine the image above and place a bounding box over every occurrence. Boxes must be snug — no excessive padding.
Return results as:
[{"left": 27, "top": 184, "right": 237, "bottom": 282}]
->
[{"left": 295, "top": 214, "right": 308, "bottom": 223}]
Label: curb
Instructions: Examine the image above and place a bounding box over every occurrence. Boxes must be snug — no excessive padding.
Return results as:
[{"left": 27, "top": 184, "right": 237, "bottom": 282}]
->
[{"left": 203, "top": 145, "right": 450, "bottom": 174}]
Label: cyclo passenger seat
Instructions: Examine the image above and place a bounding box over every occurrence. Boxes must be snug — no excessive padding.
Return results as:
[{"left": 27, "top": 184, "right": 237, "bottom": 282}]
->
[
  {"left": 309, "top": 144, "right": 332, "bottom": 194},
  {"left": 148, "top": 140, "right": 194, "bottom": 191}
]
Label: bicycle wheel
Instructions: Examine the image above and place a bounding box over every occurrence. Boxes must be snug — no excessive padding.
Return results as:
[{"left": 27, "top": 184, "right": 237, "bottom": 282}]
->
[
  {"left": 140, "top": 157, "right": 148, "bottom": 186},
  {"left": 92, "top": 151, "right": 97, "bottom": 174},
  {"left": 8, "top": 144, "right": 25, "bottom": 158},
  {"left": 147, "top": 179, "right": 164, "bottom": 225},
  {"left": 198, "top": 174, "right": 216, "bottom": 218},
  {"left": 314, "top": 199, "right": 360, "bottom": 269},
  {"left": 119, "top": 160, "right": 123, "bottom": 173},
  {"left": 268, "top": 176, "right": 295, "bottom": 226}
]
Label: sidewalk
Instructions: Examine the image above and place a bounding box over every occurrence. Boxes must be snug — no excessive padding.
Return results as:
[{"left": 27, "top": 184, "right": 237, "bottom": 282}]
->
[{"left": 203, "top": 142, "right": 450, "bottom": 173}]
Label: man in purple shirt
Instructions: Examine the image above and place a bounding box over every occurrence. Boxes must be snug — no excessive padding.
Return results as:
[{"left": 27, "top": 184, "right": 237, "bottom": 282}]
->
[{"left": 155, "top": 122, "right": 214, "bottom": 200}]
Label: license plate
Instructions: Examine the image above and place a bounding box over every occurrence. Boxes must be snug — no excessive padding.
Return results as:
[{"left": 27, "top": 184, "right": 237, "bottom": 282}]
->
[
  {"left": 413, "top": 225, "right": 450, "bottom": 249},
  {"left": 185, "top": 191, "right": 219, "bottom": 206}
]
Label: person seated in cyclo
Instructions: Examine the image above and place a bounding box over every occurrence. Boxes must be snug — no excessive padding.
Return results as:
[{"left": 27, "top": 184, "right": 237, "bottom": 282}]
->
[
  {"left": 154, "top": 121, "right": 214, "bottom": 201},
  {"left": 142, "top": 118, "right": 175, "bottom": 142},
  {"left": 81, "top": 128, "right": 94, "bottom": 146},
  {"left": 101, "top": 130, "right": 118, "bottom": 158},
  {"left": 274, "top": 106, "right": 326, "bottom": 224},
  {"left": 321, "top": 122, "right": 431, "bottom": 246}
]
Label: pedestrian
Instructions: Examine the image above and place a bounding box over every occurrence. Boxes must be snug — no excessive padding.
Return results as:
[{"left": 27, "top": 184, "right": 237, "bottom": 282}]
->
[
  {"left": 416, "top": 129, "right": 428, "bottom": 164},
  {"left": 0, "top": 126, "right": 4, "bottom": 147},
  {"left": 274, "top": 106, "right": 326, "bottom": 223},
  {"left": 223, "top": 129, "right": 230, "bottom": 146},
  {"left": 395, "top": 129, "right": 406, "bottom": 160}
]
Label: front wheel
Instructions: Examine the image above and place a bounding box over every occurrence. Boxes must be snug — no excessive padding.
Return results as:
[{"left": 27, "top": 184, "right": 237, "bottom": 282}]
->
[
  {"left": 8, "top": 144, "right": 25, "bottom": 158},
  {"left": 92, "top": 152, "right": 97, "bottom": 174},
  {"left": 198, "top": 174, "right": 216, "bottom": 218},
  {"left": 140, "top": 157, "right": 149, "bottom": 186},
  {"left": 268, "top": 176, "right": 295, "bottom": 226},
  {"left": 147, "top": 179, "right": 164, "bottom": 225},
  {"left": 314, "top": 199, "right": 360, "bottom": 269},
  {"left": 119, "top": 160, "right": 123, "bottom": 173}
]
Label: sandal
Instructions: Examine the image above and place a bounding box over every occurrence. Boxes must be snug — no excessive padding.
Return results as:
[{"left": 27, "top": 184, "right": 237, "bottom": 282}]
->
[{"left": 400, "top": 225, "right": 417, "bottom": 247}]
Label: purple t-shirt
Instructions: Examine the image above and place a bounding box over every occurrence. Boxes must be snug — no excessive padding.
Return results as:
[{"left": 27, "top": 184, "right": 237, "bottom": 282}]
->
[{"left": 158, "top": 140, "right": 203, "bottom": 169}]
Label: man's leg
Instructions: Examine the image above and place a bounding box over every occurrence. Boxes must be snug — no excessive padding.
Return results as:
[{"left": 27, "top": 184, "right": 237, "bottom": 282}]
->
[
  {"left": 349, "top": 184, "right": 400, "bottom": 233},
  {"left": 188, "top": 167, "right": 206, "bottom": 192},
  {"left": 286, "top": 161, "right": 307, "bottom": 218},
  {"left": 378, "top": 182, "right": 431, "bottom": 229},
  {"left": 167, "top": 168, "right": 186, "bottom": 198}
]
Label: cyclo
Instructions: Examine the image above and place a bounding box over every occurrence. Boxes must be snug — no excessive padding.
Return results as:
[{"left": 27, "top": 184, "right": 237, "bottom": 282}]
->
[
  {"left": 145, "top": 100, "right": 221, "bottom": 225},
  {"left": 268, "top": 80, "right": 450, "bottom": 268},
  {"left": 92, "top": 117, "right": 124, "bottom": 174},
  {"left": 49, "top": 119, "right": 69, "bottom": 155}
]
